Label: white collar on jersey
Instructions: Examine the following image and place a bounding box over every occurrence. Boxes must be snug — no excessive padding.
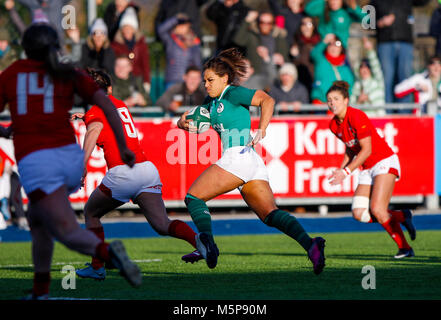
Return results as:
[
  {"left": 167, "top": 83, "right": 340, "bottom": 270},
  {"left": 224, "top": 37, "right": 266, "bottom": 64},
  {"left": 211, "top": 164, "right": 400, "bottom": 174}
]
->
[{"left": 217, "top": 84, "right": 230, "bottom": 101}]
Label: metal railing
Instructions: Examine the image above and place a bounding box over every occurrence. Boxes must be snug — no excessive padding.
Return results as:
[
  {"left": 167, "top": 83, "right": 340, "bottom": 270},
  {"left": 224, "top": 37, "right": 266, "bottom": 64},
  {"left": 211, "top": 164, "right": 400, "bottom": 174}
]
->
[{"left": 0, "top": 102, "right": 437, "bottom": 121}]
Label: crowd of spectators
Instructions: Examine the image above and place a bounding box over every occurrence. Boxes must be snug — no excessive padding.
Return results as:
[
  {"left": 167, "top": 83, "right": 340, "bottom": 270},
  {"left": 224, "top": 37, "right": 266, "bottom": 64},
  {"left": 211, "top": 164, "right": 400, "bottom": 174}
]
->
[{"left": 1, "top": 0, "right": 440, "bottom": 116}]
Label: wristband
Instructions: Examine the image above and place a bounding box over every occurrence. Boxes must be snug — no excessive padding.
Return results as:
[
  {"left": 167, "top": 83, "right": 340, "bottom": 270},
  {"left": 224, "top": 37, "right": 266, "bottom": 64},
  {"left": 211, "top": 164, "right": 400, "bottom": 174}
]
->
[{"left": 343, "top": 167, "right": 352, "bottom": 176}]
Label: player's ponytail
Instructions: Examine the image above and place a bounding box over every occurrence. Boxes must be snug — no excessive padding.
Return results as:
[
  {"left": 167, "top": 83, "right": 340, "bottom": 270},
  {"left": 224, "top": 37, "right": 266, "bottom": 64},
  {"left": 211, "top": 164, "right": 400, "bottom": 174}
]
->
[
  {"left": 22, "top": 23, "right": 76, "bottom": 80},
  {"left": 45, "top": 44, "right": 76, "bottom": 80},
  {"left": 327, "top": 80, "right": 350, "bottom": 99},
  {"left": 204, "top": 48, "right": 247, "bottom": 85}
]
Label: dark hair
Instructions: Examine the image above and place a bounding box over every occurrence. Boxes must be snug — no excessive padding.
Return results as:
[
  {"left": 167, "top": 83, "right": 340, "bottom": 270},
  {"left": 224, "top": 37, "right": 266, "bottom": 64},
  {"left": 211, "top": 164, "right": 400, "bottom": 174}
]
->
[
  {"left": 359, "top": 58, "right": 371, "bottom": 70},
  {"left": 428, "top": 55, "right": 441, "bottom": 65},
  {"left": 293, "top": 16, "right": 319, "bottom": 45},
  {"left": 22, "top": 23, "right": 75, "bottom": 79},
  {"left": 203, "top": 48, "right": 248, "bottom": 85},
  {"left": 327, "top": 80, "right": 350, "bottom": 98},
  {"left": 185, "top": 65, "right": 201, "bottom": 74},
  {"left": 86, "top": 68, "right": 112, "bottom": 90},
  {"left": 324, "top": 0, "right": 346, "bottom": 23}
]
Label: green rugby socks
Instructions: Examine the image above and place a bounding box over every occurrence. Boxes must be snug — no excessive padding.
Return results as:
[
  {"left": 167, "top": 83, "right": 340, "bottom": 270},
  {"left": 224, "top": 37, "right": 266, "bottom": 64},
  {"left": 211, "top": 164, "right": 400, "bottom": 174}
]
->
[
  {"left": 184, "top": 194, "right": 213, "bottom": 238},
  {"left": 264, "top": 209, "right": 313, "bottom": 251}
]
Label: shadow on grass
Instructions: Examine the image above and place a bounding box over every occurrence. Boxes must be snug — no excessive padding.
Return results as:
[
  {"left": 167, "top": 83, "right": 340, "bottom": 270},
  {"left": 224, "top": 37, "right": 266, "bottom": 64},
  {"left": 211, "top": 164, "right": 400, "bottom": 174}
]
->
[{"left": 1, "top": 262, "right": 441, "bottom": 300}]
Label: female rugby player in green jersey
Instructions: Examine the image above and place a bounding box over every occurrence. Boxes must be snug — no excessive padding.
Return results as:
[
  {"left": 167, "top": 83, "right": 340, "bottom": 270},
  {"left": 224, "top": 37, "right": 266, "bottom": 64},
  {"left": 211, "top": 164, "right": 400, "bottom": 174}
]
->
[{"left": 177, "top": 48, "right": 326, "bottom": 274}]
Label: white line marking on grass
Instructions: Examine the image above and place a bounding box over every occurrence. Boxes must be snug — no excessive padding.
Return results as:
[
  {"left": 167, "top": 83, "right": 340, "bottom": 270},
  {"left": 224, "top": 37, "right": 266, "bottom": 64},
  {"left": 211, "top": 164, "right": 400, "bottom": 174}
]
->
[
  {"left": 48, "top": 297, "right": 114, "bottom": 300},
  {"left": 0, "top": 259, "right": 162, "bottom": 269}
]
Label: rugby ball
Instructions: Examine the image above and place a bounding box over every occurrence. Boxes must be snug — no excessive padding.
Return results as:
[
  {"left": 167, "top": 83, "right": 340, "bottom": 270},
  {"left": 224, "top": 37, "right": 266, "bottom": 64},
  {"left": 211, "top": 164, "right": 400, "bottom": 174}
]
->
[{"left": 186, "top": 106, "right": 211, "bottom": 133}]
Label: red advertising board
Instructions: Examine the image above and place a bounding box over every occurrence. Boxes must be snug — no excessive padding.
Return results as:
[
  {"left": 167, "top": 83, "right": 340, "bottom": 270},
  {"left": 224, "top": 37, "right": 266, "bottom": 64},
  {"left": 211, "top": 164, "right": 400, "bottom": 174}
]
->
[{"left": 0, "top": 116, "right": 434, "bottom": 204}]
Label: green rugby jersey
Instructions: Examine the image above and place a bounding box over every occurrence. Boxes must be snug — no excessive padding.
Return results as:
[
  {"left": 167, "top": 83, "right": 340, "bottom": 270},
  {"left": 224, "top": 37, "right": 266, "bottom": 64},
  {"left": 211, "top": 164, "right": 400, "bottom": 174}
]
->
[{"left": 203, "top": 85, "right": 256, "bottom": 151}]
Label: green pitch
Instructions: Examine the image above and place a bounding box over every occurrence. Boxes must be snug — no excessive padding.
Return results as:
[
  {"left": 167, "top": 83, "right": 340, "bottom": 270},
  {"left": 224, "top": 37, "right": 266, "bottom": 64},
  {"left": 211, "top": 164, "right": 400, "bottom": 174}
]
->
[{"left": 1, "top": 231, "right": 440, "bottom": 300}]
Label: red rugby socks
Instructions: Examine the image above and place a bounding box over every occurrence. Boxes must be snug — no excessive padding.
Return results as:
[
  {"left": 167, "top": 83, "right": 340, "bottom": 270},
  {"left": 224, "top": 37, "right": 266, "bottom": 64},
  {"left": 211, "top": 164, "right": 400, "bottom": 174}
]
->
[
  {"left": 33, "top": 272, "right": 50, "bottom": 297},
  {"left": 168, "top": 220, "right": 197, "bottom": 248},
  {"left": 381, "top": 218, "right": 411, "bottom": 250},
  {"left": 90, "top": 227, "right": 106, "bottom": 269}
]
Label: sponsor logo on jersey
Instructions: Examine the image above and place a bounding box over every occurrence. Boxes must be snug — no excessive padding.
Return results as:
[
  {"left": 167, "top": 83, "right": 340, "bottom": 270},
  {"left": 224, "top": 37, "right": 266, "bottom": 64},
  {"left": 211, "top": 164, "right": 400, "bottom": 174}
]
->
[{"left": 345, "top": 139, "right": 358, "bottom": 148}]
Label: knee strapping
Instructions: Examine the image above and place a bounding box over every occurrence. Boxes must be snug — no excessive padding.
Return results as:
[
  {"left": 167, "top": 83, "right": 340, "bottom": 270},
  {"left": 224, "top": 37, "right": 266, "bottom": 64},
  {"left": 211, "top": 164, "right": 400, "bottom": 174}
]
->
[{"left": 352, "top": 196, "right": 371, "bottom": 223}]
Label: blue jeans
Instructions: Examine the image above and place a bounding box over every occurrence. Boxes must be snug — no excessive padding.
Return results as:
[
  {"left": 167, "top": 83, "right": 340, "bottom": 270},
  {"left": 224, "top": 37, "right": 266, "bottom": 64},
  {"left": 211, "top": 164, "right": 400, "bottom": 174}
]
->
[{"left": 377, "top": 42, "right": 414, "bottom": 111}]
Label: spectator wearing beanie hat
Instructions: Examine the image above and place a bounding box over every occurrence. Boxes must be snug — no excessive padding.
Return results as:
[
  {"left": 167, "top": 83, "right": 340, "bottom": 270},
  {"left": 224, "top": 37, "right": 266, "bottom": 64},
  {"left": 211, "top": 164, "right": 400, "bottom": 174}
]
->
[
  {"left": 104, "top": 0, "right": 140, "bottom": 42},
  {"left": 269, "top": 62, "right": 309, "bottom": 113},
  {"left": 0, "top": 29, "right": 18, "bottom": 73},
  {"left": 111, "top": 7, "right": 151, "bottom": 93},
  {"left": 80, "top": 18, "right": 116, "bottom": 75}
]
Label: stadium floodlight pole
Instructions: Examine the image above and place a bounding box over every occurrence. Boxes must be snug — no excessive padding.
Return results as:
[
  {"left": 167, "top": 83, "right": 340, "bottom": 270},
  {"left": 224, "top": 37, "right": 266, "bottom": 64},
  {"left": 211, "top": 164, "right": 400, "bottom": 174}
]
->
[{"left": 87, "top": 0, "right": 97, "bottom": 28}]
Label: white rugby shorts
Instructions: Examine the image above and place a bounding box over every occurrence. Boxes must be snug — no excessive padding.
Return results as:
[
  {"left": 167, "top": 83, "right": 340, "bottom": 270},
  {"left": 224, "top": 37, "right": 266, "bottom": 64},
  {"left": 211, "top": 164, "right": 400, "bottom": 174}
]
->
[
  {"left": 18, "top": 143, "right": 84, "bottom": 197},
  {"left": 100, "top": 160, "right": 162, "bottom": 202},
  {"left": 358, "top": 154, "right": 401, "bottom": 185},
  {"left": 215, "top": 146, "right": 269, "bottom": 187}
]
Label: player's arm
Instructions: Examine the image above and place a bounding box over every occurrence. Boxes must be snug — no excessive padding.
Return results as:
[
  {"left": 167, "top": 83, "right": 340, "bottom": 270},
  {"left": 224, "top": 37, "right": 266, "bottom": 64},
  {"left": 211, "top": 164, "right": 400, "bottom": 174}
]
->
[
  {"left": 83, "top": 121, "right": 104, "bottom": 167},
  {"left": 340, "top": 147, "right": 355, "bottom": 169},
  {"left": 91, "top": 90, "right": 135, "bottom": 167},
  {"left": 329, "top": 136, "right": 372, "bottom": 185},
  {"left": 248, "top": 90, "right": 275, "bottom": 146}
]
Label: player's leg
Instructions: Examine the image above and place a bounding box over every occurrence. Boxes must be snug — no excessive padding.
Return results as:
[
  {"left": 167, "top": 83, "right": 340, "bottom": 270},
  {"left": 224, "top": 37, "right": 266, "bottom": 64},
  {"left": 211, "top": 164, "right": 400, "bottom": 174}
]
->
[
  {"left": 186, "top": 164, "right": 243, "bottom": 236},
  {"left": 26, "top": 204, "right": 54, "bottom": 299},
  {"left": 185, "top": 164, "right": 244, "bottom": 268},
  {"left": 135, "top": 191, "right": 197, "bottom": 247},
  {"left": 352, "top": 181, "right": 415, "bottom": 239},
  {"left": 370, "top": 173, "right": 413, "bottom": 258},
  {"left": 77, "top": 185, "right": 124, "bottom": 279},
  {"left": 240, "top": 180, "right": 325, "bottom": 275},
  {"left": 351, "top": 184, "right": 376, "bottom": 223},
  {"left": 34, "top": 185, "right": 141, "bottom": 287}
]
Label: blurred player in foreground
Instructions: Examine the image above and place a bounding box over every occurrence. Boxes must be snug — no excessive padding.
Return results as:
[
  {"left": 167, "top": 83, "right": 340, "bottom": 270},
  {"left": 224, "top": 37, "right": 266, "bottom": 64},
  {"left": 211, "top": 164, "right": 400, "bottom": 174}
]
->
[
  {"left": 72, "top": 68, "right": 202, "bottom": 280},
  {"left": 0, "top": 23, "right": 142, "bottom": 299},
  {"left": 327, "top": 81, "right": 416, "bottom": 259}
]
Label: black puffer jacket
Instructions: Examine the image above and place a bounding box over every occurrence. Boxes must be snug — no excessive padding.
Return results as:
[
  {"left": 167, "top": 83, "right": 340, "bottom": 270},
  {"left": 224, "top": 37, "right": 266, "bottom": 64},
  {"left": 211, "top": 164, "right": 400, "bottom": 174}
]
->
[
  {"left": 206, "top": 0, "right": 250, "bottom": 52},
  {"left": 370, "top": 0, "right": 430, "bottom": 43}
]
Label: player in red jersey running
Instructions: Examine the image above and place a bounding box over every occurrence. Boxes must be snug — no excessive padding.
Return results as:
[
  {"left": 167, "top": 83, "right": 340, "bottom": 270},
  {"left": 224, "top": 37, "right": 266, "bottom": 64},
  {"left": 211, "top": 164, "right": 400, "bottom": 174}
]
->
[
  {"left": 0, "top": 23, "right": 142, "bottom": 299},
  {"left": 73, "top": 69, "right": 202, "bottom": 280},
  {"left": 327, "top": 81, "right": 416, "bottom": 259}
]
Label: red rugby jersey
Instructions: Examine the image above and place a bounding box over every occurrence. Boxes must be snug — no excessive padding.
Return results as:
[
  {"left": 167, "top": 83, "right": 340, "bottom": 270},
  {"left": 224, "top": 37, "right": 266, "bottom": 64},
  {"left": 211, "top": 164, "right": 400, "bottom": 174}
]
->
[
  {"left": 84, "top": 95, "right": 146, "bottom": 169},
  {"left": 329, "top": 106, "right": 394, "bottom": 169},
  {"left": 0, "top": 59, "right": 100, "bottom": 162}
]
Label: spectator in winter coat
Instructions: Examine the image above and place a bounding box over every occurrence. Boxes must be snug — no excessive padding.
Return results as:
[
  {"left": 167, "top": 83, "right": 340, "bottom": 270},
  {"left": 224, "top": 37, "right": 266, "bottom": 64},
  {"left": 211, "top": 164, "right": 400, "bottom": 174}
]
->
[
  {"left": 111, "top": 56, "right": 151, "bottom": 108},
  {"left": 429, "top": 0, "right": 441, "bottom": 57},
  {"left": 370, "top": 0, "right": 431, "bottom": 104},
  {"left": 0, "top": 30, "right": 19, "bottom": 73},
  {"left": 156, "top": 66, "right": 205, "bottom": 115},
  {"left": 80, "top": 18, "right": 116, "bottom": 75},
  {"left": 289, "top": 15, "right": 321, "bottom": 94},
  {"left": 205, "top": 0, "right": 250, "bottom": 53},
  {"left": 154, "top": 0, "right": 203, "bottom": 40},
  {"left": 305, "top": 0, "right": 366, "bottom": 48},
  {"left": 268, "top": 0, "right": 306, "bottom": 47},
  {"left": 310, "top": 33, "right": 354, "bottom": 105},
  {"left": 350, "top": 37, "right": 385, "bottom": 115},
  {"left": 14, "top": 0, "right": 73, "bottom": 49},
  {"left": 111, "top": 7, "right": 151, "bottom": 93},
  {"left": 233, "top": 10, "right": 289, "bottom": 75},
  {"left": 158, "top": 14, "right": 202, "bottom": 89},
  {"left": 270, "top": 63, "right": 309, "bottom": 113},
  {"left": 394, "top": 56, "right": 441, "bottom": 114},
  {"left": 240, "top": 58, "right": 276, "bottom": 91},
  {"left": 103, "top": 0, "right": 139, "bottom": 42}
]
